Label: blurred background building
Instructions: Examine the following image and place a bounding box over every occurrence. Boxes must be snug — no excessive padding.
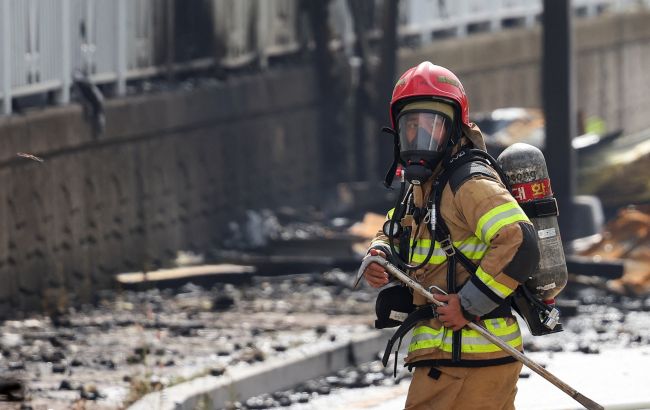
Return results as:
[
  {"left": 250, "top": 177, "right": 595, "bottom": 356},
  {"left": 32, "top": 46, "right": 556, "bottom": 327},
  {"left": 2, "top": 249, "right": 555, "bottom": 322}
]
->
[{"left": 1, "top": 0, "right": 650, "bottom": 315}]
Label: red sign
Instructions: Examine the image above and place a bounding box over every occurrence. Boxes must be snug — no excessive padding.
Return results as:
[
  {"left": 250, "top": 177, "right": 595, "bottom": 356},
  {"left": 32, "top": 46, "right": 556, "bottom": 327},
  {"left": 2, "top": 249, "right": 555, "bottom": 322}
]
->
[{"left": 511, "top": 178, "right": 552, "bottom": 203}]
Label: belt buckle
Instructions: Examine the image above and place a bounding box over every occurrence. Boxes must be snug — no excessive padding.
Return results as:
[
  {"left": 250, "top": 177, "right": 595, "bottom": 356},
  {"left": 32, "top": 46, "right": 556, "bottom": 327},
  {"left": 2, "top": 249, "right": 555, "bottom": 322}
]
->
[{"left": 440, "top": 237, "right": 455, "bottom": 256}]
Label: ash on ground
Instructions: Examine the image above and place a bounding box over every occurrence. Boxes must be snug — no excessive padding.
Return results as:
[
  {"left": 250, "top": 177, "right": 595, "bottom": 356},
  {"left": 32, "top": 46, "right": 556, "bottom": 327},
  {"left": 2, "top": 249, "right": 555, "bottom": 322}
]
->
[
  {"left": 2, "top": 266, "right": 650, "bottom": 409},
  {"left": 0, "top": 270, "right": 376, "bottom": 410}
]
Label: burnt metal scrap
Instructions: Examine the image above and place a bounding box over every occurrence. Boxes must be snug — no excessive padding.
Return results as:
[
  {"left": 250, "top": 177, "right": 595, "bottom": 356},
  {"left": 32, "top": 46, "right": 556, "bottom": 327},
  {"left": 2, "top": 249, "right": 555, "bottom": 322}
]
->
[{"left": 211, "top": 207, "right": 385, "bottom": 279}]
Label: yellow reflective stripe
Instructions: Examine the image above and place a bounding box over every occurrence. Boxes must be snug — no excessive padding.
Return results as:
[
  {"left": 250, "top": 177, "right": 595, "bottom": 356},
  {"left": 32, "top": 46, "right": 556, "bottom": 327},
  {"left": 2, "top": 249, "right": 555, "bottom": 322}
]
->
[
  {"left": 475, "top": 202, "right": 529, "bottom": 243},
  {"left": 408, "top": 236, "right": 488, "bottom": 265},
  {"left": 485, "top": 213, "right": 530, "bottom": 243},
  {"left": 476, "top": 318, "right": 518, "bottom": 337},
  {"left": 408, "top": 323, "right": 522, "bottom": 354},
  {"left": 410, "top": 254, "right": 446, "bottom": 264},
  {"left": 476, "top": 202, "right": 519, "bottom": 238},
  {"left": 409, "top": 237, "right": 483, "bottom": 248},
  {"left": 457, "top": 335, "right": 523, "bottom": 353},
  {"left": 410, "top": 238, "right": 432, "bottom": 248},
  {"left": 387, "top": 208, "right": 395, "bottom": 219},
  {"left": 475, "top": 267, "right": 514, "bottom": 298},
  {"left": 484, "top": 318, "right": 506, "bottom": 332},
  {"left": 408, "top": 326, "right": 446, "bottom": 353},
  {"left": 412, "top": 325, "right": 445, "bottom": 337},
  {"left": 409, "top": 334, "right": 522, "bottom": 353}
]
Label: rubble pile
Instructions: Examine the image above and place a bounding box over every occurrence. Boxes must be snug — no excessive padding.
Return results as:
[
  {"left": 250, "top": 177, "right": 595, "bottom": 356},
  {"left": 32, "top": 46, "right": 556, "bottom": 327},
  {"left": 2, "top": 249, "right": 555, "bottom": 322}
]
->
[
  {"left": 578, "top": 206, "right": 650, "bottom": 295},
  {"left": 0, "top": 272, "right": 376, "bottom": 410},
  {"left": 223, "top": 209, "right": 341, "bottom": 251},
  {"left": 580, "top": 129, "right": 650, "bottom": 207}
]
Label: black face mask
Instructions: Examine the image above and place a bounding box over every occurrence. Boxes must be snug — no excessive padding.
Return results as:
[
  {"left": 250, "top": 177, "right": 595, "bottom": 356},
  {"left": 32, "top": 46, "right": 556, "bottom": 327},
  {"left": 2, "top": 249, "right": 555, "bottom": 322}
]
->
[
  {"left": 401, "top": 147, "right": 446, "bottom": 185},
  {"left": 403, "top": 162, "right": 433, "bottom": 185}
]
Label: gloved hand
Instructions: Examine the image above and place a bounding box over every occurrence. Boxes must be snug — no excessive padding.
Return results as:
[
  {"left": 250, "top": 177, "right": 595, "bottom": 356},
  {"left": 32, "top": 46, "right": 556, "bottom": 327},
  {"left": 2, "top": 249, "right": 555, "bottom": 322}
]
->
[
  {"left": 363, "top": 249, "right": 390, "bottom": 288},
  {"left": 434, "top": 293, "right": 470, "bottom": 331}
]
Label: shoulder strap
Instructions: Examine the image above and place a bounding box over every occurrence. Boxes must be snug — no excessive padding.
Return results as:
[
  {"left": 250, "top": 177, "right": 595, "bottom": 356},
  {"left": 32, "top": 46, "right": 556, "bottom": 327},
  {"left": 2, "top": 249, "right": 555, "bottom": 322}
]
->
[
  {"left": 432, "top": 149, "right": 492, "bottom": 244},
  {"left": 448, "top": 161, "right": 499, "bottom": 194},
  {"left": 433, "top": 147, "right": 510, "bottom": 242}
]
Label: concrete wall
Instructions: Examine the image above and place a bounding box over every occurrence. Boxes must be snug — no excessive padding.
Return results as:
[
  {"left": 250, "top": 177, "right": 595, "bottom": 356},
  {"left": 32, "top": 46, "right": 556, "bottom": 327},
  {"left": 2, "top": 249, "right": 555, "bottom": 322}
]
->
[
  {"left": 399, "top": 10, "right": 650, "bottom": 134},
  {"left": 0, "top": 67, "right": 322, "bottom": 316}
]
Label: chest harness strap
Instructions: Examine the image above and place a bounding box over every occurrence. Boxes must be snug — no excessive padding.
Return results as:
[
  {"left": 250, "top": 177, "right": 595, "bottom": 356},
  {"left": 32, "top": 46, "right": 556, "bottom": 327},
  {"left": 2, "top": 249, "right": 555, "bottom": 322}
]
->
[{"left": 381, "top": 148, "right": 515, "bottom": 373}]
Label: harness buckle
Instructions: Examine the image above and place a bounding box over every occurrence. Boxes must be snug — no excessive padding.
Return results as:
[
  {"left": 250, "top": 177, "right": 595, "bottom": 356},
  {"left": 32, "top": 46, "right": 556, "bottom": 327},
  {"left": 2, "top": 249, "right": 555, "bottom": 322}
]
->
[
  {"left": 440, "top": 237, "right": 455, "bottom": 256},
  {"left": 429, "top": 304, "right": 439, "bottom": 318}
]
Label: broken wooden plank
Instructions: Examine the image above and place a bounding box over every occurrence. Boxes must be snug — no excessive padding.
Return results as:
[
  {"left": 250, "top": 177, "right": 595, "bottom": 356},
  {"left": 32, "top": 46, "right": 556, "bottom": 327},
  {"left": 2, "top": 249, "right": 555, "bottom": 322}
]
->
[{"left": 116, "top": 264, "right": 256, "bottom": 288}]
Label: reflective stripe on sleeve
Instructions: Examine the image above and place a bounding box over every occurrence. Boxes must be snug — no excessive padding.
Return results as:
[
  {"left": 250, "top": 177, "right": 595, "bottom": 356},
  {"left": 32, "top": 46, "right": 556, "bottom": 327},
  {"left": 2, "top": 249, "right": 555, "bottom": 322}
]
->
[
  {"left": 475, "top": 266, "right": 515, "bottom": 299},
  {"left": 475, "top": 202, "right": 529, "bottom": 244}
]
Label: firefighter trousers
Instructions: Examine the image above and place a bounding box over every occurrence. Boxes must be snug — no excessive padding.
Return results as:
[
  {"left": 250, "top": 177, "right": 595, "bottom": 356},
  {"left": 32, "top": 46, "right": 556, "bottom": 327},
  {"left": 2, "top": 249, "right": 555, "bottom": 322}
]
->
[{"left": 404, "top": 361, "right": 523, "bottom": 410}]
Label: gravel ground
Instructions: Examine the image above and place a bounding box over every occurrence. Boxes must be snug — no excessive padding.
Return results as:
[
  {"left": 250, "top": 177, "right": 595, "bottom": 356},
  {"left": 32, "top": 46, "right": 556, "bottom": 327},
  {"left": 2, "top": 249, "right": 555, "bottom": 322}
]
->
[
  {"left": 2, "top": 268, "right": 649, "bottom": 410},
  {"left": 240, "top": 285, "right": 650, "bottom": 410},
  {"left": 0, "top": 270, "right": 376, "bottom": 410}
]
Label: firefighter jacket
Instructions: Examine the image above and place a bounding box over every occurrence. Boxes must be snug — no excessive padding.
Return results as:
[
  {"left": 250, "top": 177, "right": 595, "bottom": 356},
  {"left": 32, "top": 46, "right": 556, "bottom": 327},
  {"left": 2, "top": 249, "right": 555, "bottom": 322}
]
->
[{"left": 369, "top": 124, "right": 540, "bottom": 366}]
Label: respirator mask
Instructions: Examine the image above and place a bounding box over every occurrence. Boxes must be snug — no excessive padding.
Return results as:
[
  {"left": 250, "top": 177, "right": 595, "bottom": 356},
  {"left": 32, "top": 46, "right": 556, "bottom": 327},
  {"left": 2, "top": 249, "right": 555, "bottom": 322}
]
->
[{"left": 396, "top": 101, "right": 455, "bottom": 185}]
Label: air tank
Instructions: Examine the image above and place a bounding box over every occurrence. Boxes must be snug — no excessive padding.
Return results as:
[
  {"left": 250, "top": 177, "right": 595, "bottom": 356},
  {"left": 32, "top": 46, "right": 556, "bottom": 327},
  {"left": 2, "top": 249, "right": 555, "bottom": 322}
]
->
[{"left": 497, "top": 143, "right": 568, "bottom": 302}]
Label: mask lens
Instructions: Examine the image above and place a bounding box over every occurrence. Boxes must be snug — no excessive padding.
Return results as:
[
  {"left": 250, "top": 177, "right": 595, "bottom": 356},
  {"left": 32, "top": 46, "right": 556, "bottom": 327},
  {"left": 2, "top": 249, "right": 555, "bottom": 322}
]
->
[{"left": 398, "top": 112, "right": 449, "bottom": 153}]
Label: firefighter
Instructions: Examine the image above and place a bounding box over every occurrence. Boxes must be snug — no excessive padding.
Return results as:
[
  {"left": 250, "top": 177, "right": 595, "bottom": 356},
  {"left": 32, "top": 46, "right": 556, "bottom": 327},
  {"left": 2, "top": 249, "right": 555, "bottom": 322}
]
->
[{"left": 362, "top": 61, "right": 541, "bottom": 409}]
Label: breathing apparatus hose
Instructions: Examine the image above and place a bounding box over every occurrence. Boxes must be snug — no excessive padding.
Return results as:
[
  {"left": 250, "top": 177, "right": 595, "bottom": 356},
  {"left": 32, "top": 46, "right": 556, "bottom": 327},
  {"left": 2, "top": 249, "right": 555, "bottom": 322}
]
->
[{"left": 386, "top": 182, "right": 437, "bottom": 271}]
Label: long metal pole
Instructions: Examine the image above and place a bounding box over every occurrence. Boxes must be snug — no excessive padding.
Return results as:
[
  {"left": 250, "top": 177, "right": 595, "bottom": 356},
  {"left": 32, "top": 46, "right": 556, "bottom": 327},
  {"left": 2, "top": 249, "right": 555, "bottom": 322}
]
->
[{"left": 357, "top": 256, "right": 604, "bottom": 410}]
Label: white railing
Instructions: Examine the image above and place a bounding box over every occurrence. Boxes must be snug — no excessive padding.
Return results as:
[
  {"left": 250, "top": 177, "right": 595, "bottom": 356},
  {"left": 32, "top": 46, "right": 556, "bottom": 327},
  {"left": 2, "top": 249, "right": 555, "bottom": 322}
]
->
[
  {"left": 1, "top": 0, "right": 649, "bottom": 116},
  {"left": 213, "top": 0, "right": 300, "bottom": 68},
  {"left": 0, "top": 0, "right": 301, "bottom": 115},
  {"left": 397, "top": 0, "right": 650, "bottom": 42},
  {"left": 1, "top": 0, "right": 68, "bottom": 111}
]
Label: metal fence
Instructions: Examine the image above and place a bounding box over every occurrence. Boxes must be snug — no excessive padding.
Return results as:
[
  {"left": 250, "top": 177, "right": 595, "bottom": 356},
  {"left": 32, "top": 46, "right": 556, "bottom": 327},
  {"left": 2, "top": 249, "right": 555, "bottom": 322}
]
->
[
  {"left": 1, "top": 0, "right": 649, "bottom": 116},
  {"left": 397, "top": 0, "right": 650, "bottom": 41},
  {"left": 213, "top": 0, "right": 301, "bottom": 68},
  {"left": 0, "top": 0, "right": 301, "bottom": 115}
]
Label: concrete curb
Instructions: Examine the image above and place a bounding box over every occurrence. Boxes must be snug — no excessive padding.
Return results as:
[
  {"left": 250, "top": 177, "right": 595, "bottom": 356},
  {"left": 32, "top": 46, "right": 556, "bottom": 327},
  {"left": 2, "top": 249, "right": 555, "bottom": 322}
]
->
[{"left": 129, "top": 329, "right": 393, "bottom": 410}]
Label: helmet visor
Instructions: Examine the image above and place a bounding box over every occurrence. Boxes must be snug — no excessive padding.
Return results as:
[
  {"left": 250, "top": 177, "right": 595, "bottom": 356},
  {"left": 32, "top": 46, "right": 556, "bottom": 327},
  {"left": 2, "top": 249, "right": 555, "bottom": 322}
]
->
[{"left": 398, "top": 111, "right": 451, "bottom": 154}]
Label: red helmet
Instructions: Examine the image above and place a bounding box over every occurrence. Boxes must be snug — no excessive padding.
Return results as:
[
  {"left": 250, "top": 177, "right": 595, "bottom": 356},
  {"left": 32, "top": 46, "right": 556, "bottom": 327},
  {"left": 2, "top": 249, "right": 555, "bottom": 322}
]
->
[{"left": 390, "top": 62, "right": 469, "bottom": 129}]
